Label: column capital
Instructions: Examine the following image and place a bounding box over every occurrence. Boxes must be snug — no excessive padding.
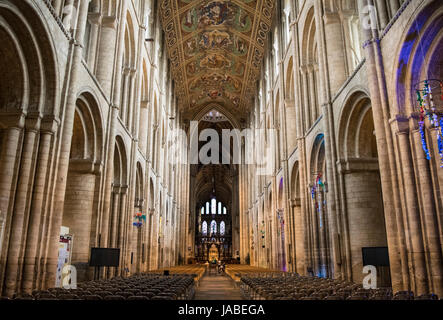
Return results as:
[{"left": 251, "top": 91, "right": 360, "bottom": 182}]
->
[
  {"left": 323, "top": 11, "right": 341, "bottom": 25},
  {"left": 41, "top": 115, "right": 60, "bottom": 133},
  {"left": 0, "top": 112, "right": 26, "bottom": 129},
  {"left": 120, "top": 184, "right": 129, "bottom": 194},
  {"left": 24, "top": 113, "right": 42, "bottom": 132},
  {"left": 390, "top": 114, "right": 409, "bottom": 134},
  {"left": 122, "top": 66, "right": 132, "bottom": 76},
  {"left": 88, "top": 12, "right": 102, "bottom": 25},
  {"left": 101, "top": 16, "right": 118, "bottom": 29},
  {"left": 113, "top": 184, "right": 121, "bottom": 194}
]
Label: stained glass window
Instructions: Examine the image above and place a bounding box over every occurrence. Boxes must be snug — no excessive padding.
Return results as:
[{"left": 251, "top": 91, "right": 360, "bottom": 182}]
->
[
  {"left": 218, "top": 202, "right": 222, "bottom": 214},
  {"left": 210, "top": 220, "right": 217, "bottom": 235},
  {"left": 202, "top": 221, "right": 207, "bottom": 236},
  {"left": 223, "top": 207, "right": 227, "bottom": 215},
  {"left": 201, "top": 207, "right": 204, "bottom": 215},
  {"left": 211, "top": 198, "right": 216, "bottom": 214},
  {"left": 220, "top": 221, "right": 225, "bottom": 236},
  {"left": 206, "top": 202, "right": 210, "bottom": 214}
]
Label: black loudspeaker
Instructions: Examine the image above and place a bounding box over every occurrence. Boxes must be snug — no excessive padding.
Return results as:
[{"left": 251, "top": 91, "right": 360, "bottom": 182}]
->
[
  {"left": 89, "top": 248, "right": 120, "bottom": 267},
  {"left": 362, "top": 247, "right": 390, "bottom": 266}
]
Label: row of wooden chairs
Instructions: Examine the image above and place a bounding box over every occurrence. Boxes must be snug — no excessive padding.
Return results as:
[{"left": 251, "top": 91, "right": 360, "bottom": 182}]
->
[
  {"left": 148, "top": 265, "right": 207, "bottom": 283},
  {"left": 6, "top": 274, "right": 195, "bottom": 300},
  {"left": 240, "top": 273, "right": 440, "bottom": 300}
]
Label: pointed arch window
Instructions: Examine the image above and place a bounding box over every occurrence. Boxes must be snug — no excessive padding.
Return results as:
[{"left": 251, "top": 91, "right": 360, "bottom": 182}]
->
[
  {"left": 223, "top": 207, "right": 227, "bottom": 215},
  {"left": 202, "top": 221, "right": 208, "bottom": 236},
  {"left": 218, "top": 202, "right": 222, "bottom": 214},
  {"left": 220, "top": 221, "right": 225, "bottom": 236},
  {"left": 201, "top": 207, "right": 204, "bottom": 215},
  {"left": 206, "top": 202, "right": 210, "bottom": 214},
  {"left": 211, "top": 198, "right": 216, "bottom": 214},
  {"left": 210, "top": 220, "right": 217, "bottom": 235}
]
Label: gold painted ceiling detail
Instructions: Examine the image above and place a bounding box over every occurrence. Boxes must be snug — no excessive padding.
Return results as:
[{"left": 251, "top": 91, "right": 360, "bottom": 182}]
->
[{"left": 160, "top": 0, "right": 275, "bottom": 118}]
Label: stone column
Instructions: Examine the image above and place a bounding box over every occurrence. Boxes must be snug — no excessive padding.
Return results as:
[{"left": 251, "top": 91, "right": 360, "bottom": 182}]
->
[
  {"left": 292, "top": 198, "right": 305, "bottom": 274},
  {"left": 120, "top": 67, "right": 130, "bottom": 125},
  {"left": 110, "top": 186, "right": 121, "bottom": 248},
  {"left": 95, "top": 16, "right": 118, "bottom": 97},
  {"left": 22, "top": 126, "right": 54, "bottom": 293},
  {"left": 86, "top": 12, "right": 101, "bottom": 72},
  {"left": 318, "top": 189, "right": 329, "bottom": 277},
  {"left": 0, "top": 126, "right": 22, "bottom": 234},
  {"left": 0, "top": 124, "right": 23, "bottom": 296},
  {"left": 310, "top": 187, "right": 320, "bottom": 276},
  {"left": 308, "top": 65, "right": 317, "bottom": 124},
  {"left": 412, "top": 129, "right": 443, "bottom": 296},
  {"left": 138, "top": 101, "right": 149, "bottom": 155},
  {"left": 118, "top": 186, "right": 128, "bottom": 276},
  {"left": 127, "top": 68, "right": 137, "bottom": 133},
  {"left": 357, "top": 0, "right": 405, "bottom": 292},
  {"left": 323, "top": 11, "right": 348, "bottom": 95},
  {"left": 300, "top": 65, "right": 311, "bottom": 131},
  {"left": 52, "top": 0, "right": 63, "bottom": 16},
  {"left": 45, "top": 0, "right": 90, "bottom": 289},
  {"left": 389, "top": 0, "right": 400, "bottom": 17},
  {"left": 4, "top": 122, "right": 39, "bottom": 296},
  {"left": 376, "top": 0, "right": 389, "bottom": 29},
  {"left": 100, "top": 0, "right": 128, "bottom": 259},
  {"left": 396, "top": 129, "right": 428, "bottom": 295}
]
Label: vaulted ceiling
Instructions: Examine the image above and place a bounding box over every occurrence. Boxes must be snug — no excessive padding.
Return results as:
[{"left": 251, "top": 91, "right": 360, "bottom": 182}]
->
[{"left": 160, "top": 0, "right": 275, "bottom": 121}]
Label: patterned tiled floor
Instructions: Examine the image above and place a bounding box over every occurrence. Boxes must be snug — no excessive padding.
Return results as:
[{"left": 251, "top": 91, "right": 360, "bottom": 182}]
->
[{"left": 194, "top": 272, "right": 244, "bottom": 300}]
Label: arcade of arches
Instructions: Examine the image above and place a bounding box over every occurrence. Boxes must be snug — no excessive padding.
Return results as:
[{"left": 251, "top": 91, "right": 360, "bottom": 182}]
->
[{"left": 0, "top": 0, "right": 442, "bottom": 300}]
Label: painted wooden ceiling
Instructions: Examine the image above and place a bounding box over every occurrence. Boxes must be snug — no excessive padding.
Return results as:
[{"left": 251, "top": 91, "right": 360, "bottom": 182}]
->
[{"left": 160, "top": 0, "right": 275, "bottom": 120}]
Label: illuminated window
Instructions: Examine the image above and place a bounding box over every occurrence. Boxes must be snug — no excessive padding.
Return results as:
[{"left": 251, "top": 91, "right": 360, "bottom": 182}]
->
[
  {"left": 210, "top": 220, "right": 217, "bottom": 235},
  {"left": 202, "top": 221, "right": 207, "bottom": 236},
  {"left": 218, "top": 202, "right": 222, "bottom": 214},
  {"left": 223, "top": 207, "right": 227, "bottom": 215},
  {"left": 201, "top": 207, "right": 204, "bottom": 215},
  {"left": 206, "top": 202, "right": 210, "bottom": 214},
  {"left": 211, "top": 198, "right": 216, "bottom": 214},
  {"left": 220, "top": 221, "right": 225, "bottom": 236}
]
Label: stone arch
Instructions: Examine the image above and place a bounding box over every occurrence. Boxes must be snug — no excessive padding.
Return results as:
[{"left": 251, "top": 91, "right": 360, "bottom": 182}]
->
[
  {"left": 290, "top": 161, "right": 304, "bottom": 274},
  {"left": 0, "top": 0, "right": 58, "bottom": 117},
  {"left": 73, "top": 90, "right": 104, "bottom": 162},
  {"left": 394, "top": 0, "right": 443, "bottom": 115},
  {"left": 284, "top": 58, "right": 297, "bottom": 156},
  {"left": 393, "top": 2, "right": 443, "bottom": 273},
  {"left": 61, "top": 92, "right": 104, "bottom": 282},
  {"left": 114, "top": 135, "right": 128, "bottom": 185},
  {"left": 300, "top": 6, "right": 320, "bottom": 128},
  {"left": 0, "top": 0, "right": 59, "bottom": 296},
  {"left": 307, "top": 133, "right": 330, "bottom": 278},
  {"left": 138, "top": 59, "right": 150, "bottom": 154},
  {"left": 132, "top": 162, "right": 144, "bottom": 273},
  {"left": 135, "top": 162, "right": 144, "bottom": 207},
  {"left": 337, "top": 91, "right": 376, "bottom": 160},
  {"left": 192, "top": 103, "right": 242, "bottom": 129},
  {"left": 120, "top": 10, "right": 137, "bottom": 128},
  {"left": 338, "top": 92, "right": 389, "bottom": 286},
  {"left": 106, "top": 135, "right": 129, "bottom": 276}
]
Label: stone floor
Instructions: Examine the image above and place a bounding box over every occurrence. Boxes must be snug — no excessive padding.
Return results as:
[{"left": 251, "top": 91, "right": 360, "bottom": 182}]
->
[{"left": 194, "top": 272, "right": 244, "bottom": 300}]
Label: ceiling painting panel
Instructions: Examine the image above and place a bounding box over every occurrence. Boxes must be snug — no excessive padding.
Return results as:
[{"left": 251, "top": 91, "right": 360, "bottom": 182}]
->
[{"left": 160, "top": 0, "right": 275, "bottom": 120}]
